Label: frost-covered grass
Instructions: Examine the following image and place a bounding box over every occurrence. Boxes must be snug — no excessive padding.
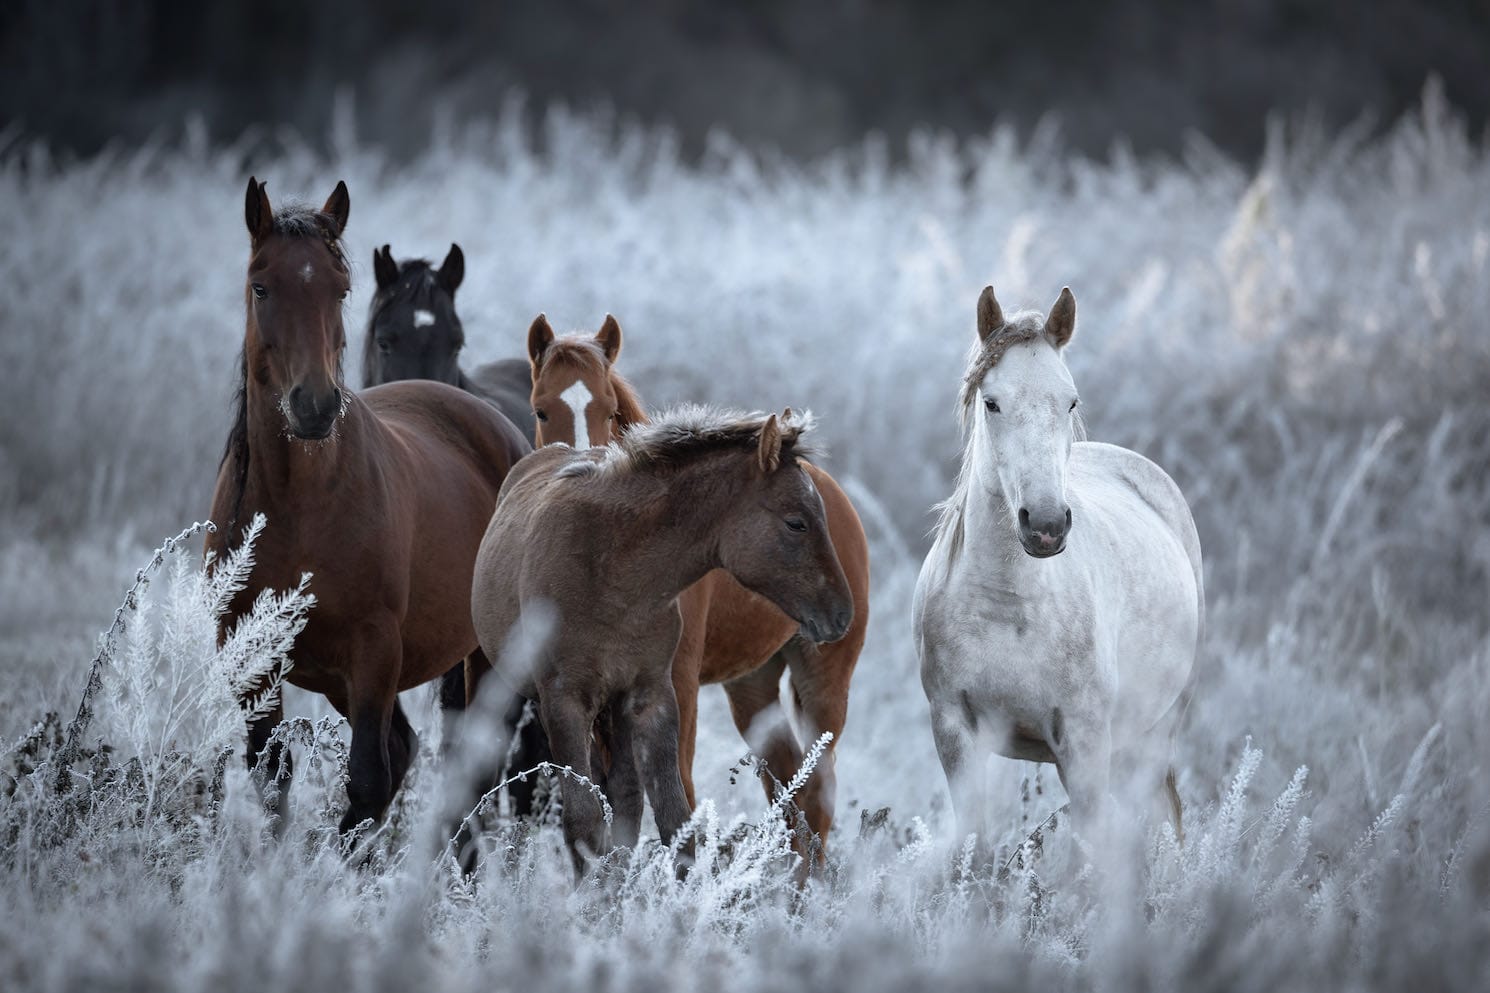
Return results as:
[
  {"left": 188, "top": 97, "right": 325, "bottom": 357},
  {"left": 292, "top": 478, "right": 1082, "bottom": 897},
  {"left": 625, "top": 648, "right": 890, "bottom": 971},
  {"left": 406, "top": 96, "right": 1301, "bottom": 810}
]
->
[{"left": 2, "top": 85, "right": 1489, "bottom": 990}]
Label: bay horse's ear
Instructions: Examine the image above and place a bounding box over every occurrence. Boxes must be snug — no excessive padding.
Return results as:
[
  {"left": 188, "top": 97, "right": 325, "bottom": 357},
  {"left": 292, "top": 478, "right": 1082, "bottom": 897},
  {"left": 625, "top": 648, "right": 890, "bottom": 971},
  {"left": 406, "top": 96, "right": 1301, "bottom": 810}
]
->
[
  {"left": 595, "top": 314, "right": 622, "bottom": 365},
  {"left": 245, "top": 176, "right": 273, "bottom": 244},
  {"left": 321, "top": 180, "right": 350, "bottom": 237},
  {"left": 1044, "top": 286, "right": 1076, "bottom": 348},
  {"left": 527, "top": 314, "right": 555, "bottom": 369},
  {"left": 976, "top": 285, "right": 1005, "bottom": 342},
  {"left": 438, "top": 243, "right": 465, "bottom": 296},
  {"left": 757, "top": 414, "right": 783, "bottom": 474},
  {"left": 373, "top": 245, "right": 398, "bottom": 289}
]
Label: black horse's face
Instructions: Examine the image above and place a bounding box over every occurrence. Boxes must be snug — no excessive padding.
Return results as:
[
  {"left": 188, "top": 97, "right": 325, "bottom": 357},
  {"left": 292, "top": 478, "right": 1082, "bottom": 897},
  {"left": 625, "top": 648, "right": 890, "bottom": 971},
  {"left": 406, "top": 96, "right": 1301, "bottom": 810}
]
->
[{"left": 363, "top": 243, "right": 466, "bottom": 388}]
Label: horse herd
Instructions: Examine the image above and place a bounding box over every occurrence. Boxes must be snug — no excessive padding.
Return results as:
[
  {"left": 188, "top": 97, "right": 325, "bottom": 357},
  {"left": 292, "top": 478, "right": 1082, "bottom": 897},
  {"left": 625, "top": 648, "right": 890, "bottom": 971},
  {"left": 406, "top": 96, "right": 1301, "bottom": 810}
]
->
[{"left": 207, "top": 179, "right": 1203, "bottom": 874}]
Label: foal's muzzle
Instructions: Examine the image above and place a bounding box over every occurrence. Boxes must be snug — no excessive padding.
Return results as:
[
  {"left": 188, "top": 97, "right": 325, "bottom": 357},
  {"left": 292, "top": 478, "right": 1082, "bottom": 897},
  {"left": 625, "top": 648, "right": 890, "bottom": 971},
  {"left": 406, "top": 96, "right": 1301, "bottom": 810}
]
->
[
  {"left": 1018, "top": 506, "right": 1072, "bottom": 558},
  {"left": 287, "top": 384, "right": 343, "bottom": 440},
  {"left": 801, "top": 603, "right": 853, "bottom": 644}
]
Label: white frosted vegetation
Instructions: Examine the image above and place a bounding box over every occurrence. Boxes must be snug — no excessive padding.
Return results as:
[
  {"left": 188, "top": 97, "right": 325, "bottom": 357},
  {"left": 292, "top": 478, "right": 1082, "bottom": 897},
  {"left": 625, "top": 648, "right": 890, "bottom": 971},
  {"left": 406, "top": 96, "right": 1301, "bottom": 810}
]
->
[{"left": 0, "top": 84, "right": 1488, "bottom": 989}]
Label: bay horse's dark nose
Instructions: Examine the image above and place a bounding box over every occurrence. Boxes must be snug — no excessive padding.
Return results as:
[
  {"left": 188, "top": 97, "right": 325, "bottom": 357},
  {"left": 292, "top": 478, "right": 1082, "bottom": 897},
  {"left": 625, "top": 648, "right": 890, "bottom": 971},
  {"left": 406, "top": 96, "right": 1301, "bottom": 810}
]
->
[{"left": 288, "top": 384, "right": 343, "bottom": 438}]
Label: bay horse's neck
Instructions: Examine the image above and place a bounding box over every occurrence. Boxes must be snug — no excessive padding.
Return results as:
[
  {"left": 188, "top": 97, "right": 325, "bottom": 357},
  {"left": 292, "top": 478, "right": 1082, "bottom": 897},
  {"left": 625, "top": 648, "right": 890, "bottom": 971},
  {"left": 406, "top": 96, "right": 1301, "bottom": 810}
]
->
[{"left": 242, "top": 350, "right": 357, "bottom": 500}]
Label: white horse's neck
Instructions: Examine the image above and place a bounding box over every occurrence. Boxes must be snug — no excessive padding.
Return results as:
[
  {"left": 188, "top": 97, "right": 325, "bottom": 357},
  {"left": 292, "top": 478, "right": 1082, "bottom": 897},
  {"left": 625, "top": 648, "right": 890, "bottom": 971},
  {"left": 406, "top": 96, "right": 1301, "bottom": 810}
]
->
[{"left": 941, "top": 421, "right": 1054, "bottom": 593}]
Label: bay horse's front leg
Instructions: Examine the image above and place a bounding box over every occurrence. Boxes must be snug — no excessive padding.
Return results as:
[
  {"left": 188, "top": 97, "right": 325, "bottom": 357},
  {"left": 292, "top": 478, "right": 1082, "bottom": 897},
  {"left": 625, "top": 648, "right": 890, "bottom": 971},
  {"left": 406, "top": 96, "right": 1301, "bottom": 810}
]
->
[
  {"left": 783, "top": 633, "right": 859, "bottom": 853},
  {"left": 246, "top": 699, "right": 292, "bottom": 828},
  {"left": 722, "top": 653, "right": 802, "bottom": 807},
  {"left": 340, "top": 641, "right": 404, "bottom": 836}
]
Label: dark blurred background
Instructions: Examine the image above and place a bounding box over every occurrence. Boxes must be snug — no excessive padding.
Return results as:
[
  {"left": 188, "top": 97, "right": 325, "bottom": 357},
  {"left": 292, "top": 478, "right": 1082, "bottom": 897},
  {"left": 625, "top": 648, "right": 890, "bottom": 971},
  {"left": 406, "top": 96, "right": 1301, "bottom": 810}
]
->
[{"left": 3, "top": 0, "right": 1487, "bottom": 161}]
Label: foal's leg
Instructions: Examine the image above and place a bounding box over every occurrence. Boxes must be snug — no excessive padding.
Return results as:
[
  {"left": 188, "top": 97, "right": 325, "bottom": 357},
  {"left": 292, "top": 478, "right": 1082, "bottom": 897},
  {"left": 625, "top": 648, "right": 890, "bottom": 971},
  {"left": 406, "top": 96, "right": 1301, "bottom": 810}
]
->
[
  {"left": 246, "top": 699, "right": 292, "bottom": 828},
  {"left": 539, "top": 691, "right": 606, "bottom": 876},
  {"left": 631, "top": 673, "right": 693, "bottom": 849},
  {"left": 603, "top": 703, "right": 645, "bottom": 849},
  {"left": 722, "top": 654, "right": 802, "bottom": 807}
]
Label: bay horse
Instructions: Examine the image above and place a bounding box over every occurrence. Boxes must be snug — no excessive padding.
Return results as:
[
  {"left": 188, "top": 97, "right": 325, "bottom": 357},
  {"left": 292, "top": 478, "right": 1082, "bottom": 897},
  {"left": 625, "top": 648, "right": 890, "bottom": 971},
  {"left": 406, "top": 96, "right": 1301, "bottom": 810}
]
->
[
  {"left": 206, "top": 178, "right": 529, "bottom": 834},
  {"left": 470, "top": 407, "right": 854, "bottom": 872},
  {"left": 362, "top": 242, "right": 535, "bottom": 442},
  {"left": 516, "top": 315, "right": 872, "bottom": 855},
  {"left": 913, "top": 286, "right": 1203, "bottom": 850},
  {"left": 360, "top": 241, "right": 537, "bottom": 718}
]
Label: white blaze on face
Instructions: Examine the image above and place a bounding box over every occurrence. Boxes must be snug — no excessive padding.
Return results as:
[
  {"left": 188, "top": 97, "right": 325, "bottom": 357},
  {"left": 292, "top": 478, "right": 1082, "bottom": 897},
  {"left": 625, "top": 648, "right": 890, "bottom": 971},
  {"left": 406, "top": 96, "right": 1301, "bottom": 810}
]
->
[
  {"left": 413, "top": 309, "right": 436, "bottom": 328},
  {"left": 560, "top": 378, "right": 595, "bottom": 448},
  {"left": 300, "top": 262, "right": 314, "bottom": 283}
]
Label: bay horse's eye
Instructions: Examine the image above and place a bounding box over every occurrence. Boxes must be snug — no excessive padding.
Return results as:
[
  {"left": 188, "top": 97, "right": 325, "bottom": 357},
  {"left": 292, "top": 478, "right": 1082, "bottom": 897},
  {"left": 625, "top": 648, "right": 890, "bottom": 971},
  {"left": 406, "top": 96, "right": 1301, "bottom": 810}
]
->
[
  {"left": 252, "top": 283, "right": 267, "bottom": 301},
  {"left": 785, "top": 517, "right": 808, "bottom": 533},
  {"left": 534, "top": 409, "right": 548, "bottom": 422},
  {"left": 984, "top": 397, "right": 1000, "bottom": 413}
]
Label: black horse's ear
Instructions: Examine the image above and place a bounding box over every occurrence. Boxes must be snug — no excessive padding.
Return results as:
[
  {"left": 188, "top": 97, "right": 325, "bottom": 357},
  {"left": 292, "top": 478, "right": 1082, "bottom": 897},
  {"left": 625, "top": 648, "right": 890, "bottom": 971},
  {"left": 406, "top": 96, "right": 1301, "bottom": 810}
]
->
[
  {"left": 437, "top": 243, "right": 465, "bottom": 296},
  {"left": 1044, "top": 286, "right": 1076, "bottom": 348},
  {"left": 527, "top": 314, "right": 555, "bottom": 369},
  {"left": 321, "top": 180, "right": 350, "bottom": 237},
  {"left": 373, "top": 245, "right": 399, "bottom": 289},
  {"left": 245, "top": 176, "right": 273, "bottom": 244},
  {"left": 595, "top": 314, "right": 622, "bottom": 365},
  {"left": 976, "top": 285, "right": 1005, "bottom": 342}
]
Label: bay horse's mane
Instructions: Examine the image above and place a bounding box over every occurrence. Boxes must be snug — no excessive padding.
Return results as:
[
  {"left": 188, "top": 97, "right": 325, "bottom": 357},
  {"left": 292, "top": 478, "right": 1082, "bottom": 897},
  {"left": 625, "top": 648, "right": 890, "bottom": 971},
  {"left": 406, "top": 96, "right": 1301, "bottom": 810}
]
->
[
  {"left": 217, "top": 202, "right": 348, "bottom": 546},
  {"left": 539, "top": 335, "right": 648, "bottom": 432},
  {"left": 565, "top": 404, "right": 817, "bottom": 479}
]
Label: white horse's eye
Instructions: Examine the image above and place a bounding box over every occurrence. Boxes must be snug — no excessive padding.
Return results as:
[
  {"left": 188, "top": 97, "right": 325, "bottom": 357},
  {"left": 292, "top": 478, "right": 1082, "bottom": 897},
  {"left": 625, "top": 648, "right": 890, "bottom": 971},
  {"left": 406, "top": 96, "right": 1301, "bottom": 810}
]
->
[
  {"left": 1070, "top": 399, "right": 1079, "bottom": 412},
  {"left": 984, "top": 397, "right": 1000, "bottom": 413}
]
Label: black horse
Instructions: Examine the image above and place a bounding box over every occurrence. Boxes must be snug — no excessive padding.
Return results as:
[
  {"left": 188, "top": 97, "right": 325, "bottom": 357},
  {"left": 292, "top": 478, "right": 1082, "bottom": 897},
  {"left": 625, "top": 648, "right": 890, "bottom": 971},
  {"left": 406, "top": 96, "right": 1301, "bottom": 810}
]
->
[
  {"left": 362, "top": 242, "right": 550, "bottom": 817},
  {"left": 362, "top": 243, "right": 537, "bottom": 442}
]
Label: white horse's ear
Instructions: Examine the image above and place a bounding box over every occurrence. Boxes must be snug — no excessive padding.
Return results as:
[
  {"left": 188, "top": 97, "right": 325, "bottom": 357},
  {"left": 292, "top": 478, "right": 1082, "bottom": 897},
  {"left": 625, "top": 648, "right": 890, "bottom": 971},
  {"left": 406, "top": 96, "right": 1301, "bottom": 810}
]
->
[
  {"left": 977, "top": 286, "right": 1005, "bottom": 341},
  {"left": 757, "top": 414, "right": 782, "bottom": 473},
  {"left": 1045, "top": 287, "right": 1076, "bottom": 348}
]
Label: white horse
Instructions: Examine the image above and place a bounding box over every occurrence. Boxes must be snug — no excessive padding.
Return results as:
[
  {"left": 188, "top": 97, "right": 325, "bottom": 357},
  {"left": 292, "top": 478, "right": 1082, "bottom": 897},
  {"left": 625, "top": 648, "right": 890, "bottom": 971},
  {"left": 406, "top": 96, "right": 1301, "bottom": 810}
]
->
[{"left": 914, "top": 285, "right": 1203, "bottom": 846}]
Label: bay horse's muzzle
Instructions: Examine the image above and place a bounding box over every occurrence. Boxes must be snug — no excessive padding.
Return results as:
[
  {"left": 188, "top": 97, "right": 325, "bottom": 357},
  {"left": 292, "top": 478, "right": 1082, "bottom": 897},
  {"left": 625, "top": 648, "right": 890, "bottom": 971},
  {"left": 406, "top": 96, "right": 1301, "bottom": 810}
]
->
[
  {"left": 287, "top": 384, "right": 343, "bottom": 440},
  {"left": 1018, "top": 506, "right": 1071, "bottom": 558}
]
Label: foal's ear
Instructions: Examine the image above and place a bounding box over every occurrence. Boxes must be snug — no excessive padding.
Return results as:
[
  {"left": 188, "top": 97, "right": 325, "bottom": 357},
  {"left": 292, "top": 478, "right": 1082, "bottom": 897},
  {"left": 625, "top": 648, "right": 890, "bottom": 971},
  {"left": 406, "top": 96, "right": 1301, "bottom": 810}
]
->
[
  {"left": 438, "top": 243, "right": 464, "bottom": 296},
  {"left": 1044, "top": 286, "right": 1076, "bottom": 348},
  {"left": 244, "top": 176, "right": 273, "bottom": 244},
  {"left": 976, "top": 286, "right": 1005, "bottom": 342},
  {"left": 373, "top": 245, "right": 398, "bottom": 289},
  {"left": 595, "top": 314, "right": 622, "bottom": 365},
  {"left": 757, "top": 414, "right": 783, "bottom": 474},
  {"left": 321, "top": 180, "right": 351, "bottom": 237},
  {"left": 527, "top": 314, "right": 555, "bottom": 368}
]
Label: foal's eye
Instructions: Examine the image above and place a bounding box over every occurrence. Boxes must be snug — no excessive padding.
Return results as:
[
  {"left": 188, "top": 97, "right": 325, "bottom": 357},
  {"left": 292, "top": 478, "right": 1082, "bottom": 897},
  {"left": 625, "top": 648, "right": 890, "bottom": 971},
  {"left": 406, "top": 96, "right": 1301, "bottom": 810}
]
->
[
  {"left": 251, "top": 283, "right": 267, "bottom": 301},
  {"left": 785, "top": 517, "right": 808, "bottom": 533},
  {"left": 983, "top": 397, "right": 1000, "bottom": 413},
  {"left": 534, "top": 409, "right": 548, "bottom": 423}
]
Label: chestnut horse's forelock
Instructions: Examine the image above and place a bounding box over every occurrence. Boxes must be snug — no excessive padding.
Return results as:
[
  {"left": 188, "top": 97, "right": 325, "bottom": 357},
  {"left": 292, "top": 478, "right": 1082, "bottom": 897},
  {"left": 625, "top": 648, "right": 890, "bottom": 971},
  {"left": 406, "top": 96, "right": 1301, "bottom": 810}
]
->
[
  {"left": 532, "top": 335, "right": 648, "bottom": 433},
  {"left": 217, "top": 203, "right": 348, "bottom": 547}
]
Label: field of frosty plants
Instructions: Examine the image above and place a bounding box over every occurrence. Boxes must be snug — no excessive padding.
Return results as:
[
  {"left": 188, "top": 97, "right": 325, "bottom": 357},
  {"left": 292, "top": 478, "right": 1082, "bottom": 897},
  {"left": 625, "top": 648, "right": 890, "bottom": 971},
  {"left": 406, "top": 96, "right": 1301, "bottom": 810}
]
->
[{"left": 1, "top": 85, "right": 1489, "bottom": 991}]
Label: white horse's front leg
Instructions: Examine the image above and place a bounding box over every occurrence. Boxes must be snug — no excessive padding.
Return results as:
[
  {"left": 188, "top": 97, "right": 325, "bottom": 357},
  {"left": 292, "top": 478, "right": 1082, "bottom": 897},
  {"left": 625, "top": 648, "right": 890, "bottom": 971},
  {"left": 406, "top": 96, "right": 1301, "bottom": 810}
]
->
[
  {"left": 929, "top": 700, "right": 994, "bottom": 855},
  {"left": 1052, "top": 716, "right": 1112, "bottom": 837}
]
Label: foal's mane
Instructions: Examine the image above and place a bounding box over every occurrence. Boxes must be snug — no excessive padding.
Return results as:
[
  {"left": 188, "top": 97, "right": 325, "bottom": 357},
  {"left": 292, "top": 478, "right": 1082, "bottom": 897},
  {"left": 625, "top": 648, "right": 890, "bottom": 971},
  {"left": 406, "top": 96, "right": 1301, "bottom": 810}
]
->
[
  {"left": 563, "top": 404, "right": 816, "bottom": 479},
  {"left": 538, "top": 335, "right": 648, "bottom": 432},
  {"left": 218, "top": 203, "right": 348, "bottom": 546}
]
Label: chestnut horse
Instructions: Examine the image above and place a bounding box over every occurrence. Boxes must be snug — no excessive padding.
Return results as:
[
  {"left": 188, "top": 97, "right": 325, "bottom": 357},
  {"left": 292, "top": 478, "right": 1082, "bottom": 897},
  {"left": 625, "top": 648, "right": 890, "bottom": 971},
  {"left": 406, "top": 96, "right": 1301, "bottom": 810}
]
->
[
  {"left": 471, "top": 407, "right": 853, "bottom": 872},
  {"left": 517, "top": 315, "right": 872, "bottom": 853},
  {"left": 207, "top": 179, "right": 529, "bottom": 833}
]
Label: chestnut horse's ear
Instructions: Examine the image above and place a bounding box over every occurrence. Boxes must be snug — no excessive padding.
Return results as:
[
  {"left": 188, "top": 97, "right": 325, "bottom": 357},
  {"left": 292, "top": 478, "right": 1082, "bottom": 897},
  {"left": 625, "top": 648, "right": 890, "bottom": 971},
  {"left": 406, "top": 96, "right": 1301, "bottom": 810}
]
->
[
  {"left": 373, "top": 245, "right": 399, "bottom": 289},
  {"left": 595, "top": 314, "right": 622, "bottom": 365},
  {"left": 757, "top": 414, "right": 783, "bottom": 474},
  {"left": 321, "top": 180, "right": 350, "bottom": 237},
  {"left": 527, "top": 314, "right": 555, "bottom": 369},
  {"left": 1044, "top": 286, "right": 1076, "bottom": 348},
  {"left": 437, "top": 243, "right": 464, "bottom": 297},
  {"left": 976, "top": 285, "right": 1005, "bottom": 342},
  {"left": 245, "top": 176, "right": 273, "bottom": 244}
]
